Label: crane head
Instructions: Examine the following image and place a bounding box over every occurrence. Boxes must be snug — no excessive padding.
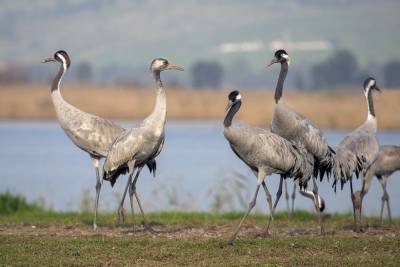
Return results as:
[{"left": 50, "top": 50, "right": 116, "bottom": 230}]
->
[
  {"left": 226, "top": 90, "right": 242, "bottom": 111},
  {"left": 363, "top": 77, "right": 381, "bottom": 93},
  {"left": 228, "top": 90, "right": 241, "bottom": 103},
  {"left": 42, "top": 50, "right": 71, "bottom": 69},
  {"left": 267, "top": 49, "right": 290, "bottom": 67},
  {"left": 150, "top": 58, "right": 184, "bottom": 72}
]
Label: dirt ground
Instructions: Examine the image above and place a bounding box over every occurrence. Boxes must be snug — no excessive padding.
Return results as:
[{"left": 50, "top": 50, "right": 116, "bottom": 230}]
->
[{"left": 1, "top": 222, "right": 398, "bottom": 240}]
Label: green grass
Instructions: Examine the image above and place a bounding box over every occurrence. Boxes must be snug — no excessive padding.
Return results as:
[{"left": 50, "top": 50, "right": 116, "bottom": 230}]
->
[
  {"left": 1, "top": 209, "right": 397, "bottom": 228},
  {"left": 0, "top": 232, "right": 398, "bottom": 266},
  {"left": 1, "top": 211, "right": 399, "bottom": 266},
  {"left": 0, "top": 191, "right": 399, "bottom": 266},
  {"left": 0, "top": 191, "right": 43, "bottom": 215}
]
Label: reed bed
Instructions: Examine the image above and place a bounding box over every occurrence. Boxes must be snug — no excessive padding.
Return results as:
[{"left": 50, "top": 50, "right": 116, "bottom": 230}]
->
[{"left": 0, "top": 84, "right": 399, "bottom": 130}]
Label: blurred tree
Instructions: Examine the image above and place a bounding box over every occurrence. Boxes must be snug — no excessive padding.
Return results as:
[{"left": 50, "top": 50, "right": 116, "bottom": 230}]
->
[
  {"left": 191, "top": 61, "right": 224, "bottom": 89},
  {"left": 311, "top": 50, "right": 360, "bottom": 89},
  {"left": 75, "top": 62, "right": 92, "bottom": 83},
  {"left": 293, "top": 71, "right": 306, "bottom": 90},
  {"left": 383, "top": 60, "right": 400, "bottom": 88},
  {"left": 225, "top": 58, "right": 253, "bottom": 88},
  {"left": 0, "top": 64, "right": 30, "bottom": 84}
]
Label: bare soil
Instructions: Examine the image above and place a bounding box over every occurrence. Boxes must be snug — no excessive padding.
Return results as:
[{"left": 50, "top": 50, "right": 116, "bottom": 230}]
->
[{"left": 1, "top": 222, "right": 398, "bottom": 240}]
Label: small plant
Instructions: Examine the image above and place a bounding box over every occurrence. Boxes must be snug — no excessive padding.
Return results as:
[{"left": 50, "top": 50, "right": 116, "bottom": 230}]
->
[
  {"left": 0, "top": 191, "right": 42, "bottom": 214},
  {"left": 207, "top": 170, "right": 250, "bottom": 213},
  {"left": 151, "top": 176, "right": 198, "bottom": 211},
  {"left": 79, "top": 189, "right": 94, "bottom": 213}
]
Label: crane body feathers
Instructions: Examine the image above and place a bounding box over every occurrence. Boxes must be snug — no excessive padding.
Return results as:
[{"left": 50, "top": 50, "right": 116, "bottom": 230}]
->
[
  {"left": 224, "top": 112, "right": 314, "bottom": 187},
  {"left": 272, "top": 101, "right": 334, "bottom": 180}
]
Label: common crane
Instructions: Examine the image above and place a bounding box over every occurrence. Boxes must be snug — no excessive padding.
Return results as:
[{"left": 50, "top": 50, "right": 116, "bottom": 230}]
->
[
  {"left": 43, "top": 50, "right": 156, "bottom": 229},
  {"left": 103, "top": 58, "right": 183, "bottom": 231},
  {"left": 223, "top": 90, "right": 314, "bottom": 244},
  {"left": 43, "top": 50, "right": 124, "bottom": 230},
  {"left": 333, "top": 77, "right": 381, "bottom": 231},
  {"left": 268, "top": 50, "right": 334, "bottom": 231},
  {"left": 357, "top": 145, "right": 400, "bottom": 223}
]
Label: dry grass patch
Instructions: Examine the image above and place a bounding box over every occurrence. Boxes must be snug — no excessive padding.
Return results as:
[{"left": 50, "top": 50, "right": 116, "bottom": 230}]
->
[{"left": 0, "top": 84, "right": 399, "bottom": 129}]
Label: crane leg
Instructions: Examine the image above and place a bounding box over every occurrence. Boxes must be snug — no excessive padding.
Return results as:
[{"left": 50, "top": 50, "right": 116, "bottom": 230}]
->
[
  {"left": 91, "top": 157, "right": 101, "bottom": 231},
  {"left": 128, "top": 166, "right": 153, "bottom": 233},
  {"left": 265, "top": 178, "right": 280, "bottom": 234},
  {"left": 379, "top": 176, "right": 391, "bottom": 223},
  {"left": 126, "top": 161, "right": 138, "bottom": 232},
  {"left": 386, "top": 194, "right": 392, "bottom": 224},
  {"left": 291, "top": 181, "right": 296, "bottom": 214},
  {"left": 227, "top": 184, "right": 261, "bottom": 244},
  {"left": 312, "top": 176, "right": 324, "bottom": 235},
  {"left": 379, "top": 199, "right": 385, "bottom": 223},
  {"left": 284, "top": 179, "right": 290, "bottom": 217},
  {"left": 128, "top": 173, "right": 136, "bottom": 232},
  {"left": 117, "top": 173, "right": 133, "bottom": 222},
  {"left": 359, "top": 179, "right": 368, "bottom": 227},
  {"left": 272, "top": 177, "right": 284, "bottom": 213},
  {"left": 134, "top": 190, "right": 155, "bottom": 233},
  {"left": 349, "top": 178, "right": 358, "bottom": 230}
]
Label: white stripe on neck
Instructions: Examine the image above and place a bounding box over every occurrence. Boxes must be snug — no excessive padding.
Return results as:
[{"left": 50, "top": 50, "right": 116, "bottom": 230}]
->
[
  {"left": 367, "top": 113, "right": 376, "bottom": 121},
  {"left": 57, "top": 70, "right": 66, "bottom": 91},
  {"left": 364, "top": 86, "right": 376, "bottom": 120},
  {"left": 57, "top": 53, "right": 68, "bottom": 71}
]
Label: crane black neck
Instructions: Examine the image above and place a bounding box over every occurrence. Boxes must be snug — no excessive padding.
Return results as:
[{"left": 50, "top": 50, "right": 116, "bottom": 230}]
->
[
  {"left": 224, "top": 101, "right": 241, "bottom": 127},
  {"left": 366, "top": 87, "right": 376, "bottom": 118},
  {"left": 51, "top": 62, "right": 67, "bottom": 92},
  {"left": 274, "top": 61, "right": 288, "bottom": 104}
]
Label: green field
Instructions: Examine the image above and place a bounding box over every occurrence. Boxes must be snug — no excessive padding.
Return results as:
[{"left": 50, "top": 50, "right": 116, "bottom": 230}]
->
[{"left": 1, "top": 209, "right": 399, "bottom": 266}]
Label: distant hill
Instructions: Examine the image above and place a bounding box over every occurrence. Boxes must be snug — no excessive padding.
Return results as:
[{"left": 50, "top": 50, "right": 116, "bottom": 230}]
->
[{"left": 1, "top": 0, "right": 399, "bottom": 70}]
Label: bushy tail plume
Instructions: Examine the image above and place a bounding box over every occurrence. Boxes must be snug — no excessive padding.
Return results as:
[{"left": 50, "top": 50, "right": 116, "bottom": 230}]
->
[
  {"left": 289, "top": 142, "right": 314, "bottom": 189},
  {"left": 332, "top": 149, "right": 365, "bottom": 192},
  {"left": 317, "top": 146, "right": 335, "bottom": 182}
]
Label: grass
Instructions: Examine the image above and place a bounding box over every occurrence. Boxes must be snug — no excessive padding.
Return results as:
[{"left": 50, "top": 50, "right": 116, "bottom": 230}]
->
[
  {"left": 1, "top": 209, "right": 399, "bottom": 266},
  {"left": 1, "top": 84, "right": 400, "bottom": 129},
  {"left": 0, "top": 192, "right": 399, "bottom": 266},
  {"left": 1, "top": 235, "right": 398, "bottom": 266},
  {"left": 0, "top": 209, "right": 397, "bottom": 229},
  {"left": 0, "top": 191, "right": 43, "bottom": 215}
]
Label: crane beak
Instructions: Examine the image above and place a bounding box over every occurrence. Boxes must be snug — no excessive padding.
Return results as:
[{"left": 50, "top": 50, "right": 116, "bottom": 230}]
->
[
  {"left": 166, "top": 64, "right": 184, "bottom": 71},
  {"left": 374, "top": 86, "right": 382, "bottom": 93},
  {"left": 42, "top": 57, "right": 55, "bottom": 63},
  {"left": 266, "top": 57, "right": 279, "bottom": 68}
]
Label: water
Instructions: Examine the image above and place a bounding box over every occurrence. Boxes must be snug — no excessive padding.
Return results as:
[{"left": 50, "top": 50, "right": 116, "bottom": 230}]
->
[{"left": 0, "top": 121, "right": 399, "bottom": 217}]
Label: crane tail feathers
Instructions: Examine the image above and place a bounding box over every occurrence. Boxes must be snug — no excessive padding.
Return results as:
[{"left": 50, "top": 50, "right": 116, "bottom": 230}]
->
[
  {"left": 103, "top": 165, "right": 128, "bottom": 187},
  {"left": 146, "top": 159, "right": 157, "bottom": 178}
]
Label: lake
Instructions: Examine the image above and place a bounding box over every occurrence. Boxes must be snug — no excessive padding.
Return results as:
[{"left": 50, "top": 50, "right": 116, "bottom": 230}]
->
[{"left": 0, "top": 121, "right": 399, "bottom": 217}]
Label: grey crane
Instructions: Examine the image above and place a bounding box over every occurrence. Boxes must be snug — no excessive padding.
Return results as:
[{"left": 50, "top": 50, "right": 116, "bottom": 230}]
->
[
  {"left": 223, "top": 90, "right": 314, "bottom": 244},
  {"left": 43, "top": 50, "right": 126, "bottom": 230},
  {"left": 268, "top": 50, "right": 334, "bottom": 230},
  {"left": 356, "top": 145, "right": 400, "bottom": 223},
  {"left": 103, "top": 58, "right": 183, "bottom": 231},
  {"left": 333, "top": 77, "right": 381, "bottom": 230},
  {"left": 43, "top": 50, "right": 156, "bottom": 229}
]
